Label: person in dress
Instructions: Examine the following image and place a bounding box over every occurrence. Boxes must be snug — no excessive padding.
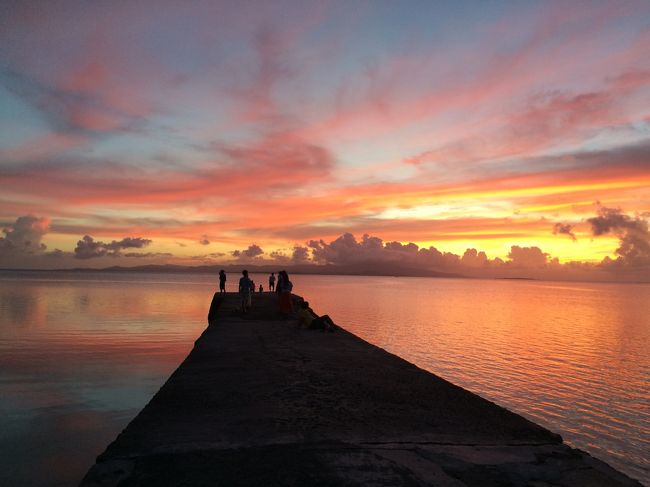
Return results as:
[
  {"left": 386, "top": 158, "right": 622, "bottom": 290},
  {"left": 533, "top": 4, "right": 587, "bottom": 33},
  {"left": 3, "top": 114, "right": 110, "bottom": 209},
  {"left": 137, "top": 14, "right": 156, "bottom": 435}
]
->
[
  {"left": 277, "top": 270, "right": 293, "bottom": 317},
  {"left": 275, "top": 271, "right": 283, "bottom": 294},
  {"left": 238, "top": 270, "right": 253, "bottom": 313},
  {"left": 218, "top": 270, "right": 226, "bottom": 293}
]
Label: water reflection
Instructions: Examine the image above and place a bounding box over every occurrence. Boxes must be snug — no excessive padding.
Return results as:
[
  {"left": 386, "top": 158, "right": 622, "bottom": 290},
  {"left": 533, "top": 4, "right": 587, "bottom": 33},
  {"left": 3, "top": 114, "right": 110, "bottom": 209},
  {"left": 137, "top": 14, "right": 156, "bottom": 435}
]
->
[
  {"left": 0, "top": 286, "right": 41, "bottom": 326},
  {"left": 294, "top": 276, "right": 650, "bottom": 485},
  {"left": 0, "top": 272, "right": 648, "bottom": 486},
  {"left": 0, "top": 273, "right": 213, "bottom": 486}
]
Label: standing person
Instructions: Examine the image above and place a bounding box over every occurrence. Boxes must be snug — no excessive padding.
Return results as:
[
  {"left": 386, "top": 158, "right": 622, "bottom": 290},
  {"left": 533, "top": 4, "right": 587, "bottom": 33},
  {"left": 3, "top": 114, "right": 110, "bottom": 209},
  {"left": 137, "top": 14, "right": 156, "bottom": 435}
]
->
[
  {"left": 219, "top": 270, "right": 226, "bottom": 293},
  {"left": 278, "top": 270, "right": 293, "bottom": 317},
  {"left": 276, "top": 271, "right": 283, "bottom": 294},
  {"left": 269, "top": 272, "right": 276, "bottom": 292},
  {"left": 239, "top": 270, "right": 253, "bottom": 314}
]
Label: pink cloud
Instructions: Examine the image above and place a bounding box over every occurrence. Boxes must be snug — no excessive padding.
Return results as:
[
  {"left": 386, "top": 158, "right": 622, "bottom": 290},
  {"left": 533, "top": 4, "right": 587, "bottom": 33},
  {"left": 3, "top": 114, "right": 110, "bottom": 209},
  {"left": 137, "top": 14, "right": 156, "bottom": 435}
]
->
[
  {"left": 404, "top": 70, "right": 650, "bottom": 168},
  {"left": 1, "top": 1, "right": 648, "bottom": 280}
]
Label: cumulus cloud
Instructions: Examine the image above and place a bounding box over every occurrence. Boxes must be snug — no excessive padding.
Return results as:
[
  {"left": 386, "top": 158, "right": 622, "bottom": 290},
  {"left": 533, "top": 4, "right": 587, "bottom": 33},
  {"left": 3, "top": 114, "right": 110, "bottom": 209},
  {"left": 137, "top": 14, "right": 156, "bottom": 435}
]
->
[
  {"left": 507, "top": 246, "right": 549, "bottom": 268},
  {"left": 553, "top": 222, "right": 576, "bottom": 241},
  {"left": 0, "top": 215, "right": 70, "bottom": 267},
  {"left": 588, "top": 207, "right": 650, "bottom": 267},
  {"left": 232, "top": 244, "right": 264, "bottom": 260},
  {"left": 303, "top": 233, "right": 584, "bottom": 278},
  {"left": 74, "top": 236, "right": 105, "bottom": 259},
  {"left": 111, "top": 237, "right": 151, "bottom": 249},
  {"left": 309, "top": 234, "right": 392, "bottom": 265},
  {"left": 267, "top": 246, "right": 310, "bottom": 263},
  {"left": 461, "top": 248, "right": 489, "bottom": 267},
  {"left": 74, "top": 235, "right": 152, "bottom": 259},
  {"left": 291, "top": 245, "right": 310, "bottom": 263},
  {"left": 589, "top": 206, "right": 642, "bottom": 235},
  {"left": 269, "top": 250, "right": 291, "bottom": 263},
  {"left": 0, "top": 216, "right": 49, "bottom": 254},
  {"left": 308, "top": 233, "right": 461, "bottom": 272}
]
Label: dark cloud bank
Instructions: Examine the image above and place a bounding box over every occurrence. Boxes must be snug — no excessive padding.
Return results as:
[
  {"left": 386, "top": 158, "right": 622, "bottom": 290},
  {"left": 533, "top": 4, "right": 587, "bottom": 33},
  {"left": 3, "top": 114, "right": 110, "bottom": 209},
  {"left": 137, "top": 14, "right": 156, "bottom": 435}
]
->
[
  {"left": 74, "top": 235, "right": 152, "bottom": 259},
  {"left": 587, "top": 207, "right": 650, "bottom": 270},
  {"left": 219, "top": 206, "right": 649, "bottom": 282},
  {"left": 231, "top": 244, "right": 264, "bottom": 260},
  {"left": 0, "top": 216, "right": 49, "bottom": 254},
  {"left": 0, "top": 218, "right": 167, "bottom": 267},
  {"left": 1, "top": 207, "right": 648, "bottom": 282}
]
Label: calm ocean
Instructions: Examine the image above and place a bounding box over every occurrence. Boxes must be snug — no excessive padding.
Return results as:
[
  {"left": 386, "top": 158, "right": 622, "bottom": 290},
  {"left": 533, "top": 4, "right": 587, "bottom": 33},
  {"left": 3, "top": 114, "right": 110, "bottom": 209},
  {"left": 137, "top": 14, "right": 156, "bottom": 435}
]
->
[{"left": 0, "top": 270, "right": 648, "bottom": 486}]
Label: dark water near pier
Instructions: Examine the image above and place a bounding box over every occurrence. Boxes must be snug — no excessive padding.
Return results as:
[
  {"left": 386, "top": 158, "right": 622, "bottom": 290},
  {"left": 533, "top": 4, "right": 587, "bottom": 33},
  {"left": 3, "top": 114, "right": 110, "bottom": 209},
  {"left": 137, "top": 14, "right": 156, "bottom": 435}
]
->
[{"left": 0, "top": 271, "right": 648, "bottom": 485}]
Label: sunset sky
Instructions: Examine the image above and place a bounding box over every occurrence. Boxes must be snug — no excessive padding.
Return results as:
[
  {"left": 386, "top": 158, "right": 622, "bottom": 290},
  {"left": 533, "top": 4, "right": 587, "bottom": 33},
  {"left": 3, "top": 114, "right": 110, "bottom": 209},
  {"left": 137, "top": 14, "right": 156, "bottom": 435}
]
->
[{"left": 1, "top": 1, "right": 649, "bottom": 279}]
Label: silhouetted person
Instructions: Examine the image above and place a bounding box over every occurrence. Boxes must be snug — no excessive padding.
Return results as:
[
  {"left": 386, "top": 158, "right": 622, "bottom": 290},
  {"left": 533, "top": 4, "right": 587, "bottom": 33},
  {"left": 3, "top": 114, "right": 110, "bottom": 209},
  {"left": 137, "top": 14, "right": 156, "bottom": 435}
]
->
[
  {"left": 275, "top": 271, "right": 283, "bottom": 294},
  {"left": 269, "top": 272, "right": 276, "bottom": 292},
  {"left": 297, "top": 300, "right": 335, "bottom": 332},
  {"left": 259, "top": 284, "right": 263, "bottom": 293},
  {"left": 277, "top": 270, "right": 293, "bottom": 317},
  {"left": 239, "top": 270, "right": 253, "bottom": 313},
  {"left": 219, "top": 270, "right": 226, "bottom": 293}
]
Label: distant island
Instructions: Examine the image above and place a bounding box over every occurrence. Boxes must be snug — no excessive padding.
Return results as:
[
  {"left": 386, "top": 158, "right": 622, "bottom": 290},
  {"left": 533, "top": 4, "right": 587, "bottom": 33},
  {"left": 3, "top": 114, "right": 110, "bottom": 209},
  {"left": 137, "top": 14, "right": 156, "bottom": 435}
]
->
[
  {"left": 498, "top": 277, "right": 538, "bottom": 280},
  {"left": 1, "top": 263, "right": 464, "bottom": 279}
]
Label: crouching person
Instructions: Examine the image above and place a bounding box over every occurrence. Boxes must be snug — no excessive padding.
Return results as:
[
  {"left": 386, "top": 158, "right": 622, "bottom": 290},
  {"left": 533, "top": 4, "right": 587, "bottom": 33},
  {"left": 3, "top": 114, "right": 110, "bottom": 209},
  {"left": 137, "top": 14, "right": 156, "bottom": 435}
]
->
[{"left": 297, "top": 300, "right": 336, "bottom": 332}]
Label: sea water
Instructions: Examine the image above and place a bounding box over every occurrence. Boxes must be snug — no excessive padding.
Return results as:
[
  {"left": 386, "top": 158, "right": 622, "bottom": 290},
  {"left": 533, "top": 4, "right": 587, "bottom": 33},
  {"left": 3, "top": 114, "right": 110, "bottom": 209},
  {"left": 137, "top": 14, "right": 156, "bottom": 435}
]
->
[{"left": 0, "top": 271, "right": 648, "bottom": 486}]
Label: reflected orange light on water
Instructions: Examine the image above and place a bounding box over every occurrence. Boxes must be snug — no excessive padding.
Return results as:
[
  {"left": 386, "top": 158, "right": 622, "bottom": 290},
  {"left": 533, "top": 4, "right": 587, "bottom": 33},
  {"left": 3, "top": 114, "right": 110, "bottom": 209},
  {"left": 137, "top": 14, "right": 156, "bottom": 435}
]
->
[
  {"left": 1, "top": 272, "right": 648, "bottom": 485},
  {"left": 294, "top": 275, "right": 650, "bottom": 484}
]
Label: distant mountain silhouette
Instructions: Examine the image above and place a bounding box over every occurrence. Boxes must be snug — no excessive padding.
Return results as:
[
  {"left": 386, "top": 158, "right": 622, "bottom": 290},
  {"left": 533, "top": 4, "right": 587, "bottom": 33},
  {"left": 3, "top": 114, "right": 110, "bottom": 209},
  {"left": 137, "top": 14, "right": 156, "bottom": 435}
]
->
[{"left": 65, "top": 263, "right": 463, "bottom": 279}]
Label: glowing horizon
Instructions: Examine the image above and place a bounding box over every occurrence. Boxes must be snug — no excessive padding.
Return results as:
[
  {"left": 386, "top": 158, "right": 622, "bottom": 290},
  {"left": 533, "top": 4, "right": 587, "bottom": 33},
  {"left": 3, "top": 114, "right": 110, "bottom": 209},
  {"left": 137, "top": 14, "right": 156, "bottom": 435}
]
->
[{"left": 1, "top": 1, "right": 649, "bottom": 280}]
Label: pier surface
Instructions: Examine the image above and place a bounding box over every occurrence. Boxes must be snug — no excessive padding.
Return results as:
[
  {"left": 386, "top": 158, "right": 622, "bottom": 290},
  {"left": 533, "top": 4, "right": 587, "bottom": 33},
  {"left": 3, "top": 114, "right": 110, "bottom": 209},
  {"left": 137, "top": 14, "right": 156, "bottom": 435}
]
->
[{"left": 81, "top": 293, "right": 641, "bottom": 486}]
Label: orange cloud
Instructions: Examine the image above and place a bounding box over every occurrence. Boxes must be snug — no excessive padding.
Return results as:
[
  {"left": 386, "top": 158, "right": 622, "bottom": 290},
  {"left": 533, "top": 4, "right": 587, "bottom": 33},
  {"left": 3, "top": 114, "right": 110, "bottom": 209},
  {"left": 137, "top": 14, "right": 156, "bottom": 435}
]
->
[{"left": 1, "top": 1, "right": 649, "bottom": 278}]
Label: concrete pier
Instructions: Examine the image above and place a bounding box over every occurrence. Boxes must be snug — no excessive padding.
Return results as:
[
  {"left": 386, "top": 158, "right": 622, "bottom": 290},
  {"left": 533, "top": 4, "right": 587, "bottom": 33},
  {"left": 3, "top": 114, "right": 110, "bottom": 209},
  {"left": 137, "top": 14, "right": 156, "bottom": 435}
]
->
[{"left": 81, "top": 293, "right": 641, "bottom": 486}]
